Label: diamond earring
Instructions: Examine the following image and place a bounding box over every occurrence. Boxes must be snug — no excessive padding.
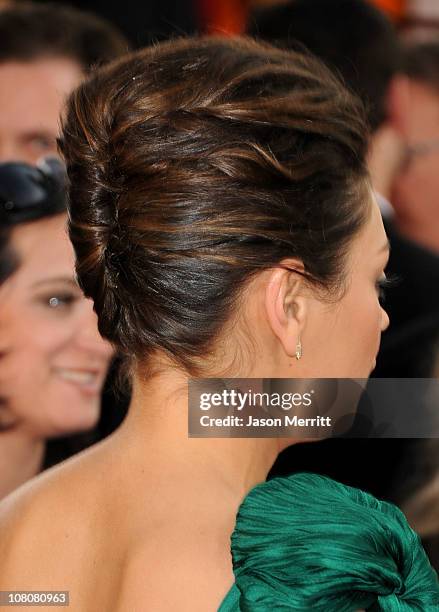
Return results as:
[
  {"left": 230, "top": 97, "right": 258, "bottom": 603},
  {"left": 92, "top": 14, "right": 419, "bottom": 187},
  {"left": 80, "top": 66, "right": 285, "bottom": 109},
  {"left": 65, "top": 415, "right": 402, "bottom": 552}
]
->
[{"left": 295, "top": 337, "right": 302, "bottom": 360}]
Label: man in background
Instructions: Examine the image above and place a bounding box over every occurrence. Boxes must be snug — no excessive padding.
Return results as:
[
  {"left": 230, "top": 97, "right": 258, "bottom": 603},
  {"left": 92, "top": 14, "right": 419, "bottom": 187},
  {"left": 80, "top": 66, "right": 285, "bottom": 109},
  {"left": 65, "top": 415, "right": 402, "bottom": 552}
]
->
[
  {"left": 0, "top": 1, "right": 128, "bottom": 163},
  {"left": 392, "top": 41, "right": 439, "bottom": 254}
]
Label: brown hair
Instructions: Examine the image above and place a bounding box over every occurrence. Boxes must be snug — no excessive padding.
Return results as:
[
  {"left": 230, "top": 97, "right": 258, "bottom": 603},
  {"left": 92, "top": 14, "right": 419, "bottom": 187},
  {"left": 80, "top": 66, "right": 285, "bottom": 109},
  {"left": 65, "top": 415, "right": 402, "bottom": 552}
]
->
[
  {"left": 60, "top": 36, "right": 370, "bottom": 374},
  {"left": 0, "top": 2, "right": 128, "bottom": 72}
]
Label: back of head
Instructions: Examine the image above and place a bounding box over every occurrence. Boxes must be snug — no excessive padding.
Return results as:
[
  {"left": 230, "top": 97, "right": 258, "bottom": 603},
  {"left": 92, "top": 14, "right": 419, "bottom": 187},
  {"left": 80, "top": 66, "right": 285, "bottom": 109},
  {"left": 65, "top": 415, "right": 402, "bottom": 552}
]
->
[
  {"left": 60, "top": 36, "right": 370, "bottom": 376},
  {"left": 249, "top": 0, "right": 401, "bottom": 131},
  {"left": 0, "top": 1, "right": 129, "bottom": 72}
]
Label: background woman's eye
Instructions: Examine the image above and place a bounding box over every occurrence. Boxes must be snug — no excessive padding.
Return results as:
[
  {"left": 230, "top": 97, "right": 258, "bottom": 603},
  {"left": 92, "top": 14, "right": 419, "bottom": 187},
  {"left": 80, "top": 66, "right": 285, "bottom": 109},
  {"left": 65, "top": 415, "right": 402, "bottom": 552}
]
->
[
  {"left": 44, "top": 293, "right": 77, "bottom": 309},
  {"left": 30, "top": 135, "right": 55, "bottom": 152}
]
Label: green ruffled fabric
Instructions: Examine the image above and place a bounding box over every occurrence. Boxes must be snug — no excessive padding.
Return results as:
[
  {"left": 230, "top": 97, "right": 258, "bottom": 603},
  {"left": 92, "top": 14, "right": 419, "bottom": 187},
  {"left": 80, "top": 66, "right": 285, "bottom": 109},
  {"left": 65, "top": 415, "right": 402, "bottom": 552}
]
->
[{"left": 218, "top": 473, "right": 439, "bottom": 611}]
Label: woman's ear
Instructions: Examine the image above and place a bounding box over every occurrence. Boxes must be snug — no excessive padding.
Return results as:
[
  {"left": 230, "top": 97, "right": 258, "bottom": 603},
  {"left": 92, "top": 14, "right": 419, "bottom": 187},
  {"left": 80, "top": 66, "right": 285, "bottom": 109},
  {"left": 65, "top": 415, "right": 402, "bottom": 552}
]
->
[{"left": 264, "top": 260, "right": 307, "bottom": 358}]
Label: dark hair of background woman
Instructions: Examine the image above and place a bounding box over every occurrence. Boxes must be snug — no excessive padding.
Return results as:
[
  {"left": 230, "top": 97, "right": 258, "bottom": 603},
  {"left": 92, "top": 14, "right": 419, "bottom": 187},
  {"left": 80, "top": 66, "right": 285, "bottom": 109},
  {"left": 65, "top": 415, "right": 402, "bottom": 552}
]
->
[{"left": 0, "top": 230, "right": 17, "bottom": 286}]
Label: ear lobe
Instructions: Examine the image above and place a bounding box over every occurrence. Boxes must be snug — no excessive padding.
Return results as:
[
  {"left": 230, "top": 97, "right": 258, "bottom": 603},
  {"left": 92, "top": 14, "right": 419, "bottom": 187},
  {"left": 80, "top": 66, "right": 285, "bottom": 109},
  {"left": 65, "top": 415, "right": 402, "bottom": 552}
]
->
[{"left": 265, "top": 264, "right": 307, "bottom": 358}]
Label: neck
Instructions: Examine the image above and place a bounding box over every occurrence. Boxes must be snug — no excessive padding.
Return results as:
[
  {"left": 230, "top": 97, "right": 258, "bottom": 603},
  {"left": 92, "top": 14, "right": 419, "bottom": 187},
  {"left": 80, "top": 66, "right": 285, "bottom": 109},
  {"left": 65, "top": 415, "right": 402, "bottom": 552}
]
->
[
  {"left": 117, "top": 366, "right": 284, "bottom": 502},
  {"left": 0, "top": 426, "right": 45, "bottom": 500}
]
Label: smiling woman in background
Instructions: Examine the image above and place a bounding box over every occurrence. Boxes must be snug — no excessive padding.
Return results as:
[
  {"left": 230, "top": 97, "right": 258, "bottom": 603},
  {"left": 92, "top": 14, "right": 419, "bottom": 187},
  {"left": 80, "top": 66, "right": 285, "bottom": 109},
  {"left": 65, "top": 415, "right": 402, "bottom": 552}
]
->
[{"left": 0, "top": 159, "right": 113, "bottom": 499}]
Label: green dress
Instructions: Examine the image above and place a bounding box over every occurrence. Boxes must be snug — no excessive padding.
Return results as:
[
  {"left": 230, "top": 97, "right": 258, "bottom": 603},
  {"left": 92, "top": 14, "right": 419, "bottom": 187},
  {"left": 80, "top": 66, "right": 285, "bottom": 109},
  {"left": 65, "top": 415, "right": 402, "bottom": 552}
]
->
[{"left": 218, "top": 473, "right": 439, "bottom": 611}]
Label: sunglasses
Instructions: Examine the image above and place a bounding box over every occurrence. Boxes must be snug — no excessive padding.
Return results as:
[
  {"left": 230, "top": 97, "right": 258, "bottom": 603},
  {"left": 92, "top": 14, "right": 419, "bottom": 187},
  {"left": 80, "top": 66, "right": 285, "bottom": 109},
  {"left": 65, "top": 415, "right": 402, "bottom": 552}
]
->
[{"left": 0, "top": 157, "right": 67, "bottom": 226}]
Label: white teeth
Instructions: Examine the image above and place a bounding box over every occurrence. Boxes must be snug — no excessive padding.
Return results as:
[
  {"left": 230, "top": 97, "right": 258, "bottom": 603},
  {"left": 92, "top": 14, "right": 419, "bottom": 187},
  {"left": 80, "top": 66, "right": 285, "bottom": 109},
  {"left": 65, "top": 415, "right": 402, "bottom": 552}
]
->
[{"left": 56, "top": 369, "right": 97, "bottom": 385}]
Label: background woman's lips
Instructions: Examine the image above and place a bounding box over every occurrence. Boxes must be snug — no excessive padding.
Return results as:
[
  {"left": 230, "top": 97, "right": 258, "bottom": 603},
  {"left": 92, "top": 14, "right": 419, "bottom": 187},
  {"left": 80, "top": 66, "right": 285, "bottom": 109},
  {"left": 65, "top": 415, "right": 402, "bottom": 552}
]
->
[{"left": 53, "top": 368, "right": 105, "bottom": 396}]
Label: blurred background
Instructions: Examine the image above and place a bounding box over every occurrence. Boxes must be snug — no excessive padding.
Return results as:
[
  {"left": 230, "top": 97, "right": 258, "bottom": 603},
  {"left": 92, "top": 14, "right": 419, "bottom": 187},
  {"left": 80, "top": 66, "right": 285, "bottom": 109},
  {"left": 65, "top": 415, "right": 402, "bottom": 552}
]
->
[{"left": 12, "top": 0, "right": 439, "bottom": 44}]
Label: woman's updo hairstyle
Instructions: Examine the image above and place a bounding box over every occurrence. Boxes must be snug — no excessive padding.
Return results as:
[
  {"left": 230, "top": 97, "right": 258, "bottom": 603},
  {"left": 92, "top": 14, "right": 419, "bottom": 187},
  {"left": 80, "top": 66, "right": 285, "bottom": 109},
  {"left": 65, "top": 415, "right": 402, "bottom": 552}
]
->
[{"left": 60, "top": 36, "right": 369, "bottom": 373}]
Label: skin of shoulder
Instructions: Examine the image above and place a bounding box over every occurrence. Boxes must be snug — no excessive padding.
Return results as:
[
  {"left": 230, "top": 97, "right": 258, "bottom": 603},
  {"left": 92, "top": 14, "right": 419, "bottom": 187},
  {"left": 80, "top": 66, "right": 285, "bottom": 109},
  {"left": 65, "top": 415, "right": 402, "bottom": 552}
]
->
[
  {"left": 0, "top": 445, "right": 122, "bottom": 612},
  {"left": 0, "top": 458, "right": 93, "bottom": 582},
  {"left": 0, "top": 441, "right": 236, "bottom": 611},
  {"left": 110, "top": 518, "right": 235, "bottom": 612}
]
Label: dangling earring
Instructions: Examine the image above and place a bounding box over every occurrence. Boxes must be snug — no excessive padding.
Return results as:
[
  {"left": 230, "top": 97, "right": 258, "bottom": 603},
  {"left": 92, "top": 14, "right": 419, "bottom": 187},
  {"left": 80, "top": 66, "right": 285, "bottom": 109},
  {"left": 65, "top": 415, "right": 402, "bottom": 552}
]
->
[{"left": 295, "top": 336, "right": 302, "bottom": 360}]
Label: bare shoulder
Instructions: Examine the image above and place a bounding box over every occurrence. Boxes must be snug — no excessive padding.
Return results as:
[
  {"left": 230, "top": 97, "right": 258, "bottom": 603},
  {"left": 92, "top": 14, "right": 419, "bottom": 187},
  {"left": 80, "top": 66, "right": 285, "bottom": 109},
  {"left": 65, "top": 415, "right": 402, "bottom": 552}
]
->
[
  {"left": 113, "top": 504, "right": 234, "bottom": 612},
  {"left": 0, "top": 442, "right": 113, "bottom": 597},
  {"left": 0, "top": 439, "right": 237, "bottom": 610},
  {"left": 114, "top": 521, "right": 235, "bottom": 612}
]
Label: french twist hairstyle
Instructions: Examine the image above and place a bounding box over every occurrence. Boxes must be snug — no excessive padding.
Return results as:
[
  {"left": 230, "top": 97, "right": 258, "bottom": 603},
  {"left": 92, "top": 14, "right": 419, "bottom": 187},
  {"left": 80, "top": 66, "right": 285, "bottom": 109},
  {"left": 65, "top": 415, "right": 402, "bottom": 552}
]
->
[{"left": 59, "top": 36, "right": 370, "bottom": 373}]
